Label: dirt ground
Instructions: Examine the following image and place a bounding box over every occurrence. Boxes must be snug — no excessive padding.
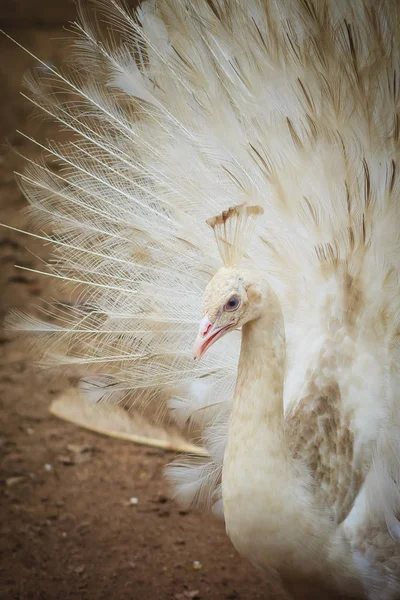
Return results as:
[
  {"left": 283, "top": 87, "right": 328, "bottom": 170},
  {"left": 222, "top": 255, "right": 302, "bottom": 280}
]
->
[{"left": 0, "top": 4, "right": 272, "bottom": 600}]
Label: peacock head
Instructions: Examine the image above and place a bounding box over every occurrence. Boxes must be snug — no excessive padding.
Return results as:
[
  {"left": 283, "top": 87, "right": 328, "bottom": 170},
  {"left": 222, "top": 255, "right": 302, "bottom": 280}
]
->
[{"left": 193, "top": 204, "right": 264, "bottom": 360}]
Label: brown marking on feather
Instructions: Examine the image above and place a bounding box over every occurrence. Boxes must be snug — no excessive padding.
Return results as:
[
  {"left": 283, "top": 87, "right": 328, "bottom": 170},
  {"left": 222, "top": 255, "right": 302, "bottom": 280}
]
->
[
  {"left": 362, "top": 214, "right": 366, "bottom": 245},
  {"left": 206, "top": 204, "right": 263, "bottom": 230},
  {"left": 287, "top": 380, "right": 363, "bottom": 525},
  {"left": 395, "top": 114, "right": 400, "bottom": 143},
  {"left": 327, "top": 243, "right": 338, "bottom": 266},
  {"left": 348, "top": 226, "right": 355, "bottom": 250},
  {"left": 345, "top": 20, "right": 360, "bottom": 86},
  {"left": 220, "top": 165, "right": 245, "bottom": 191},
  {"left": 272, "top": 175, "right": 289, "bottom": 210},
  {"left": 285, "top": 22, "right": 301, "bottom": 62},
  {"left": 345, "top": 181, "right": 351, "bottom": 214},
  {"left": 300, "top": 0, "right": 317, "bottom": 21},
  {"left": 353, "top": 519, "right": 400, "bottom": 568},
  {"left": 306, "top": 114, "right": 318, "bottom": 139},
  {"left": 171, "top": 46, "right": 194, "bottom": 71},
  {"left": 229, "top": 57, "right": 250, "bottom": 89},
  {"left": 315, "top": 243, "right": 338, "bottom": 269},
  {"left": 343, "top": 273, "right": 364, "bottom": 329},
  {"left": 303, "top": 196, "right": 318, "bottom": 226},
  {"left": 318, "top": 269, "right": 365, "bottom": 330},
  {"left": 207, "top": 0, "right": 222, "bottom": 21},
  {"left": 298, "top": 78, "right": 315, "bottom": 113},
  {"left": 286, "top": 117, "right": 303, "bottom": 149},
  {"left": 259, "top": 235, "right": 278, "bottom": 255},
  {"left": 251, "top": 17, "right": 268, "bottom": 52},
  {"left": 390, "top": 160, "right": 396, "bottom": 194},
  {"left": 249, "top": 143, "right": 272, "bottom": 180},
  {"left": 363, "top": 159, "right": 371, "bottom": 207},
  {"left": 320, "top": 270, "right": 365, "bottom": 330}
]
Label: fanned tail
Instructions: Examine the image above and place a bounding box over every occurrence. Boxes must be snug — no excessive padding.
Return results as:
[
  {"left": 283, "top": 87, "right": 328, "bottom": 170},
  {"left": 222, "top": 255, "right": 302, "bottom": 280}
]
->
[{"left": 4, "top": 0, "right": 400, "bottom": 517}]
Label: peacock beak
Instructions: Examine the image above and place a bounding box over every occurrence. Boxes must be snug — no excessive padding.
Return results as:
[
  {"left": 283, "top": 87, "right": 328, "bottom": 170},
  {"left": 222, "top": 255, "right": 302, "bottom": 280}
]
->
[{"left": 193, "top": 315, "right": 230, "bottom": 360}]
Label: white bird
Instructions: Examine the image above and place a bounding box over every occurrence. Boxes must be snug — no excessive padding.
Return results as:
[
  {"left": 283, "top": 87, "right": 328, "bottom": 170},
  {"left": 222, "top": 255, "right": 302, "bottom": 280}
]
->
[{"left": 5, "top": 0, "right": 400, "bottom": 597}]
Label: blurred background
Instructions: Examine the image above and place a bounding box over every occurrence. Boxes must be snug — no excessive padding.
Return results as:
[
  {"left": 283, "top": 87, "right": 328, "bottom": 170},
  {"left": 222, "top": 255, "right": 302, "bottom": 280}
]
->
[{"left": 0, "top": 2, "right": 270, "bottom": 599}]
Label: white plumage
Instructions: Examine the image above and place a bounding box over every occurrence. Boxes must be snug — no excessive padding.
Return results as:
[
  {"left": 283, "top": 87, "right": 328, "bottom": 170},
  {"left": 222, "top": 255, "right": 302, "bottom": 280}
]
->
[{"left": 5, "top": 0, "right": 400, "bottom": 597}]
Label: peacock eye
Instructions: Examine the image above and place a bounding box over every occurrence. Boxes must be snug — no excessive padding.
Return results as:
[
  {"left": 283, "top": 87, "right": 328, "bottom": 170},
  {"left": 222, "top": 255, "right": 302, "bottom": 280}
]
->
[{"left": 224, "top": 295, "right": 241, "bottom": 312}]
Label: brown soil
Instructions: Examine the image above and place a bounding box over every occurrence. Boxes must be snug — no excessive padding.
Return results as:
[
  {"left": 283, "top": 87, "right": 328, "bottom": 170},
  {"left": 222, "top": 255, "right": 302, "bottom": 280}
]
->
[{"left": 0, "top": 5, "right": 270, "bottom": 600}]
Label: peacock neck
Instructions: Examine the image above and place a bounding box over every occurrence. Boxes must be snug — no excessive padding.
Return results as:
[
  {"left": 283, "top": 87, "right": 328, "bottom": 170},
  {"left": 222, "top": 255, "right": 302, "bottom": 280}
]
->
[
  {"left": 222, "top": 287, "right": 291, "bottom": 523},
  {"left": 235, "top": 290, "right": 286, "bottom": 427}
]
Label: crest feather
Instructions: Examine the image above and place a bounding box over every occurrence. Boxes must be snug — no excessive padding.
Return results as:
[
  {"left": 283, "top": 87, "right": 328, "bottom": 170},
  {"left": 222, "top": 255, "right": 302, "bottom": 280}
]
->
[{"left": 206, "top": 204, "right": 264, "bottom": 267}]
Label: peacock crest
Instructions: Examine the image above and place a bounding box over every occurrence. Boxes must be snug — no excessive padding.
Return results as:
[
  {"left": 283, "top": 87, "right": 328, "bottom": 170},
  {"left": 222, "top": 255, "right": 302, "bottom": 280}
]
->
[{"left": 206, "top": 204, "right": 264, "bottom": 268}]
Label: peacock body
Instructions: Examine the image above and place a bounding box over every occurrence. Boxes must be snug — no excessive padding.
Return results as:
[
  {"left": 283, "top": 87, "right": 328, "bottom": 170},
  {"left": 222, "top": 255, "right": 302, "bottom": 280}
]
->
[{"left": 5, "top": 0, "right": 400, "bottom": 597}]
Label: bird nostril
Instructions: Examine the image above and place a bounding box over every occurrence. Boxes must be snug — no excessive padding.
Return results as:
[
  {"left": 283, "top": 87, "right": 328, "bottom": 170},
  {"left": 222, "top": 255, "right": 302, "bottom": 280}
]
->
[{"left": 202, "top": 322, "right": 212, "bottom": 336}]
